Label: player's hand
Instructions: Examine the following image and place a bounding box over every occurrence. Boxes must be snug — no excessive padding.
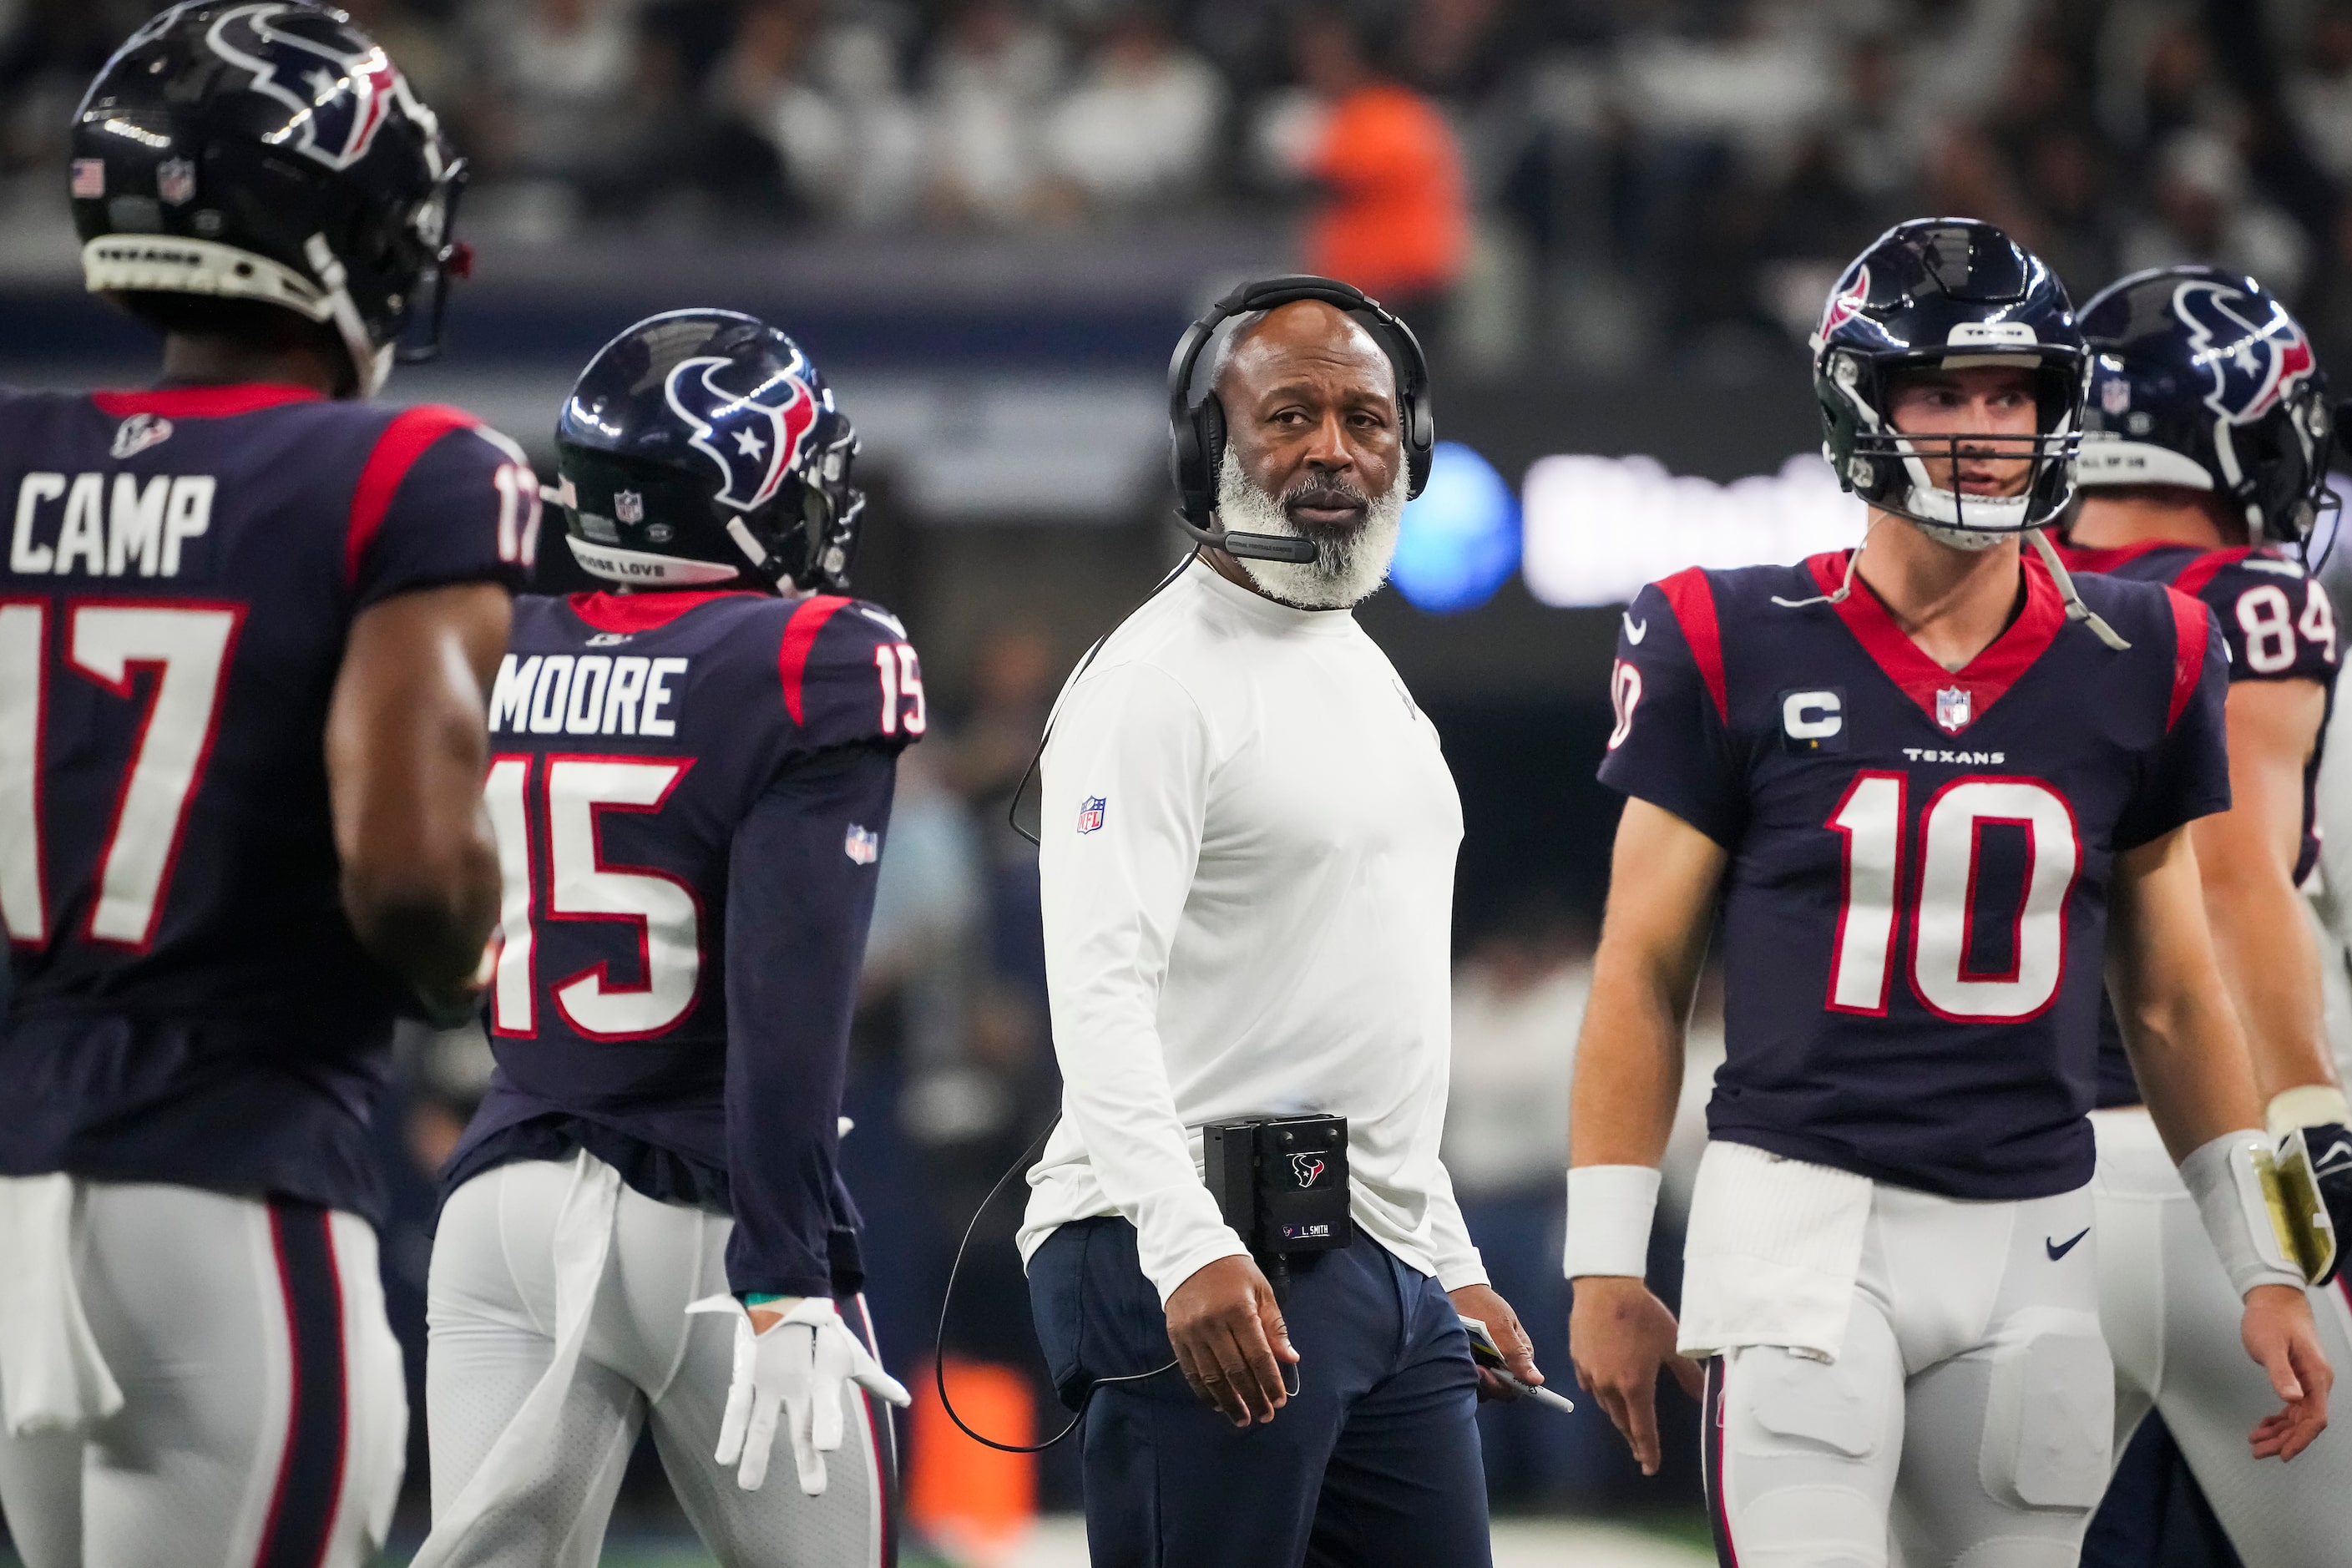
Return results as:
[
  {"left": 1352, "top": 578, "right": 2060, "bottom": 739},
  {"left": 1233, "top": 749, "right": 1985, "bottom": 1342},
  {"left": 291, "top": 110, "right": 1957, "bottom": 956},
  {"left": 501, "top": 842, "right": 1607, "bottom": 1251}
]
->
[
  {"left": 1448, "top": 1282, "right": 1544, "bottom": 1402},
  {"left": 1569, "top": 1275, "right": 1704, "bottom": 1476},
  {"left": 2240, "top": 1282, "right": 2332, "bottom": 1461},
  {"left": 1165, "top": 1254, "right": 1297, "bottom": 1427},
  {"left": 685, "top": 1294, "right": 912, "bottom": 1494}
]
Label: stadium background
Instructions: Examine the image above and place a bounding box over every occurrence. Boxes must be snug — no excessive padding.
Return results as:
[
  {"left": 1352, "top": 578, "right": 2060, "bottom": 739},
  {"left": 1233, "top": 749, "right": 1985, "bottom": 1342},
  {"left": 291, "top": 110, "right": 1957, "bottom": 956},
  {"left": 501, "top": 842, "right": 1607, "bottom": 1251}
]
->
[{"left": 5, "top": 0, "right": 2350, "bottom": 1560}]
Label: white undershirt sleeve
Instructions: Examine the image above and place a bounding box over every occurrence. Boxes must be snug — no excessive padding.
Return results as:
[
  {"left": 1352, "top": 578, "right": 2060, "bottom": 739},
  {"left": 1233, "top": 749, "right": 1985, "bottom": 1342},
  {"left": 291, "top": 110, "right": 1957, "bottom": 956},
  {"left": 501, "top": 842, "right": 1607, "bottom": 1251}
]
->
[{"left": 1039, "top": 660, "right": 1250, "bottom": 1302}]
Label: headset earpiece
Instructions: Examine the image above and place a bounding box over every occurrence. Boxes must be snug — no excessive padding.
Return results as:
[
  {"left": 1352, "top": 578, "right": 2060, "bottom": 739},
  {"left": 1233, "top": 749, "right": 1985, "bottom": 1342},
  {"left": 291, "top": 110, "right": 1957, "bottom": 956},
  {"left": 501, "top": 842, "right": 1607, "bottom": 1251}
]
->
[{"left": 1197, "top": 395, "right": 1227, "bottom": 503}]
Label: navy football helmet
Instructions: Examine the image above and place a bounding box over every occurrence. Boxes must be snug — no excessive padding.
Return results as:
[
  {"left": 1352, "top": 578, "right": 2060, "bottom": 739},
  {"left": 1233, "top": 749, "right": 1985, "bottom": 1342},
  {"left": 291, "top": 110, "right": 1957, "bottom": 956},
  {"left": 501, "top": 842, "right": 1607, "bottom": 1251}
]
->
[
  {"left": 1813, "top": 219, "right": 2087, "bottom": 538},
  {"left": 2077, "top": 266, "right": 2334, "bottom": 546},
  {"left": 555, "top": 310, "right": 863, "bottom": 594},
  {"left": 71, "top": 2, "right": 467, "bottom": 397}
]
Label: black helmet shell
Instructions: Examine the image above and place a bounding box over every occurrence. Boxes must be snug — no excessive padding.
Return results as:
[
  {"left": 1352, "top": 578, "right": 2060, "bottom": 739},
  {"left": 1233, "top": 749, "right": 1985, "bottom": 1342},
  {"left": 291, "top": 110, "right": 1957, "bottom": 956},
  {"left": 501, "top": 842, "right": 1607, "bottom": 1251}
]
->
[
  {"left": 2077, "top": 265, "right": 2333, "bottom": 546},
  {"left": 71, "top": 1, "right": 466, "bottom": 395},
  {"left": 555, "top": 309, "right": 863, "bottom": 594},
  {"left": 1813, "top": 219, "right": 2088, "bottom": 534}
]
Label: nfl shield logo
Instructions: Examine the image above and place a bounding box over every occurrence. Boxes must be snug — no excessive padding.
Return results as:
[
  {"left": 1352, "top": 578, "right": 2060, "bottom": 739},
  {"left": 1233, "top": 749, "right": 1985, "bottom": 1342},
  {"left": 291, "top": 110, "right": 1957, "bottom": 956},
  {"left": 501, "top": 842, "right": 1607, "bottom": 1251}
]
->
[
  {"left": 844, "top": 824, "right": 880, "bottom": 865},
  {"left": 157, "top": 158, "right": 196, "bottom": 206},
  {"left": 1077, "top": 797, "right": 1106, "bottom": 834},
  {"left": 614, "top": 490, "right": 645, "bottom": 524},
  {"left": 1935, "top": 686, "right": 1972, "bottom": 732},
  {"left": 2101, "top": 376, "right": 2131, "bottom": 417}
]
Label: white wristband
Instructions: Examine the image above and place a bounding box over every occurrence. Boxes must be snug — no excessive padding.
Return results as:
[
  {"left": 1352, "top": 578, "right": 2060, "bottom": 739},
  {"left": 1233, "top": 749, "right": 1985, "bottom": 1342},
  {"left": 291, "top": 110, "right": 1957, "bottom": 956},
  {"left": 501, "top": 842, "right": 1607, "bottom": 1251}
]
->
[
  {"left": 1563, "top": 1165, "right": 1661, "bottom": 1279},
  {"left": 2178, "top": 1130, "right": 2308, "bottom": 1296},
  {"left": 2266, "top": 1085, "right": 2352, "bottom": 1141}
]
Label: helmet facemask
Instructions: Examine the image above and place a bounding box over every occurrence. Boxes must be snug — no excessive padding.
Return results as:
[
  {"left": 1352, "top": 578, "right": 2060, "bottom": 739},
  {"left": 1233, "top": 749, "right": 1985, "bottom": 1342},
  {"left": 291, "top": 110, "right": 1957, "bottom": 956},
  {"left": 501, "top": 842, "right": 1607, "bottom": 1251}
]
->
[{"left": 1823, "top": 349, "right": 2086, "bottom": 545}]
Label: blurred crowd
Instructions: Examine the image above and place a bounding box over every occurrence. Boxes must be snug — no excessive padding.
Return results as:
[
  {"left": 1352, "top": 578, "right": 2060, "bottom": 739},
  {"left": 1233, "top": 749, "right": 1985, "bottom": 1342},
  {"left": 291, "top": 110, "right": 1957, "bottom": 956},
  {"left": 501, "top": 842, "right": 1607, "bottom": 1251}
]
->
[{"left": 10, "top": 0, "right": 2352, "bottom": 367}]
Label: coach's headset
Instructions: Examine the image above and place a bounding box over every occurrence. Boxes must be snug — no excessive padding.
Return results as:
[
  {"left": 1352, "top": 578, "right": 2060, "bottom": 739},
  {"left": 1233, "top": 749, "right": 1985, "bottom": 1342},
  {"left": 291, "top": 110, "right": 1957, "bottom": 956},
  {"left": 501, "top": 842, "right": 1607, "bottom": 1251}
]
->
[
  {"left": 1169, "top": 273, "right": 1437, "bottom": 562},
  {"left": 1004, "top": 276, "right": 1437, "bottom": 847}
]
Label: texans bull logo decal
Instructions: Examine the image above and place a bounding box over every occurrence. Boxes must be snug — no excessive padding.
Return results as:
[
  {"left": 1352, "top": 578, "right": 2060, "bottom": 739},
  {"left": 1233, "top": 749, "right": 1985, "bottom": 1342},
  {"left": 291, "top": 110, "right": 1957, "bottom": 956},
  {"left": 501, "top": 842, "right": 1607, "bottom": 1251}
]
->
[
  {"left": 1289, "top": 1154, "right": 1327, "bottom": 1188},
  {"left": 2173, "top": 278, "right": 2315, "bottom": 426},
  {"left": 1818, "top": 264, "right": 1870, "bottom": 340},
  {"left": 206, "top": 3, "right": 403, "bottom": 172},
  {"left": 664, "top": 353, "right": 820, "bottom": 512}
]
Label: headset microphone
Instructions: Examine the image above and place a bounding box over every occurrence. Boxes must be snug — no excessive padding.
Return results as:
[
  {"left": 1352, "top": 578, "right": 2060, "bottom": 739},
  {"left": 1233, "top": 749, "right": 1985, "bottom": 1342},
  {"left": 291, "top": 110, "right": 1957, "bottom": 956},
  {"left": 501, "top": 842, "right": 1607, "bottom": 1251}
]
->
[{"left": 1176, "top": 518, "right": 1320, "bottom": 563}]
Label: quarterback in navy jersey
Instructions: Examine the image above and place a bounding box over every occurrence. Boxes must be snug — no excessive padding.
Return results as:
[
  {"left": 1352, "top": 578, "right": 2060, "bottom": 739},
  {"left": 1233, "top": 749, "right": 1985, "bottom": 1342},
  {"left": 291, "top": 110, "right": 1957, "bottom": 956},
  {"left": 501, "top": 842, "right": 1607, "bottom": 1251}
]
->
[
  {"left": 2059, "top": 267, "right": 2352, "bottom": 1568},
  {"left": 0, "top": 9, "right": 518, "bottom": 1568},
  {"left": 417, "top": 311, "right": 916, "bottom": 1568},
  {"left": 1564, "top": 221, "right": 2333, "bottom": 1568}
]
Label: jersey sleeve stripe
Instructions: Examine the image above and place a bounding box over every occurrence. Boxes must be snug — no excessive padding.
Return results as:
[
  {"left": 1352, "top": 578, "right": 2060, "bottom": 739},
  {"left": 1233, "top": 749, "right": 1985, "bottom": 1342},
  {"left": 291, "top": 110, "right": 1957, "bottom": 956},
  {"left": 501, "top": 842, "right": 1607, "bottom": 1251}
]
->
[
  {"left": 345, "top": 405, "right": 482, "bottom": 588},
  {"left": 2164, "top": 587, "right": 2211, "bottom": 731},
  {"left": 776, "top": 594, "right": 854, "bottom": 724},
  {"left": 1657, "top": 567, "right": 1729, "bottom": 723},
  {"left": 2170, "top": 545, "right": 2258, "bottom": 601}
]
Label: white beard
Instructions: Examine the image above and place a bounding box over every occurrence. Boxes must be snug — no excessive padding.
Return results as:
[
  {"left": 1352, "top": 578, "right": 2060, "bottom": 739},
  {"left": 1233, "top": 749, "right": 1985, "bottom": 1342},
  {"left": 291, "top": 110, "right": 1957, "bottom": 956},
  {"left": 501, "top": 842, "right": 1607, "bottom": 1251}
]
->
[{"left": 1215, "top": 448, "right": 1405, "bottom": 609}]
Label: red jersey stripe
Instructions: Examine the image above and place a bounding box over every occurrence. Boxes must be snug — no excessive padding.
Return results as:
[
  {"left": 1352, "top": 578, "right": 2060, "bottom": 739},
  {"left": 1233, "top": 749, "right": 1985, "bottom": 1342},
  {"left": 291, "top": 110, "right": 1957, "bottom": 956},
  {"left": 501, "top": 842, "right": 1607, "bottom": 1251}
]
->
[
  {"left": 567, "top": 589, "right": 759, "bottom": 635},
  {"left": 2171, "top": 546, "right": 2258, "bottom": 601},
  {"left": 90, "top": 384, "right": 324, "bottom": 419},
  {"left": 1657, "top": 568, "right": 1729, "bottom": 723},
  {"left": 2165, "top": 587, "right": 2212, "bottom": 731},
  {"left": 345, "top": 405, "right": 480, "bottom": 587},
  {"left": 777, "top": 594, "right": 853, "bottom": 724}
]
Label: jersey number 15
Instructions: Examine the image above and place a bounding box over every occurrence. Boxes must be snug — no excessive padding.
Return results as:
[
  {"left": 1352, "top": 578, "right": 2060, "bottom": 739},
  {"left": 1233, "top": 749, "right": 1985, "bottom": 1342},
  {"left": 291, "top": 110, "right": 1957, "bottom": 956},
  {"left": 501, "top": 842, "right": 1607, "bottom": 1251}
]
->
[{"left": 481, "top": 754, "right": 700, "bottom": 1040}]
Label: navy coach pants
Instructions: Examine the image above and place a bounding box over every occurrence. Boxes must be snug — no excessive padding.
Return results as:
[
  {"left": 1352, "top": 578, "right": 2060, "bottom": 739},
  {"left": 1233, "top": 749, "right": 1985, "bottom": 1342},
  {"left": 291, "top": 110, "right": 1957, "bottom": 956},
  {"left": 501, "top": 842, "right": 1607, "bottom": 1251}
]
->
[{"left": 1028, "top": 1217, "right": 1491, "bottom": 1568}]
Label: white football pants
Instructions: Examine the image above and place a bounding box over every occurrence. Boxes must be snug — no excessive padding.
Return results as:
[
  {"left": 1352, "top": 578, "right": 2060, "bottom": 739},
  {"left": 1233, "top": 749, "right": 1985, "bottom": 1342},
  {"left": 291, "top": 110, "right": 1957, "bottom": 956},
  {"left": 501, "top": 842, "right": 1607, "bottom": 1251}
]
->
[
  {"left": 1702, "top": 1181, "right": 2110, "bottom": 1568},
  {"left": 0, "top": 1181, "right": 407, "bottom": 1568},
  {"left": 2092, "top": 1105, "right": 2352, "bottom": 1567},
  {"left": 422, "top": 1156, "right": 893, "bottom": 1568}
]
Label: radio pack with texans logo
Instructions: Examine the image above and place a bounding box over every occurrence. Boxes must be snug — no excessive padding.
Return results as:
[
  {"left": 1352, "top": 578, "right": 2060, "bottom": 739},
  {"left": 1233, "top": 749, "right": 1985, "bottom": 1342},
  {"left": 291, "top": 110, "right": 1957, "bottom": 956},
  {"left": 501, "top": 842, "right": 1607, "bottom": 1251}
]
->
[{"left": 1202, "top": 1115, "right": 1353, "bottom": 1287}]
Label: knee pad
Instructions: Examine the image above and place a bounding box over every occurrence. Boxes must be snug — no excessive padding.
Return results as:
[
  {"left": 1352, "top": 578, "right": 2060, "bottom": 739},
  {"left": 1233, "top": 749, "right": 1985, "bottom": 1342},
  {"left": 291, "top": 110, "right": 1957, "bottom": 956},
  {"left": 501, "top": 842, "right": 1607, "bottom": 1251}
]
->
[
  {"left": 1977, "top": 1308, "right": 2112, "bottom": 1511},
  {"left": 1729, "top": 1485, "right": 1887, "bottom": 1568},
  {"left": 1740, "top": 1344, "right": 1884, "bottom": 1459}
]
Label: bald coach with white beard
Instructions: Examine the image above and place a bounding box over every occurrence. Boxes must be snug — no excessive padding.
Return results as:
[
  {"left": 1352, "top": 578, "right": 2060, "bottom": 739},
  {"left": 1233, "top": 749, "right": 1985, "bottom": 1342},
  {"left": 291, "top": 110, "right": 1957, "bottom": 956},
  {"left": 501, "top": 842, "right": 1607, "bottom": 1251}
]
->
[{"left": 1017, "top": 289, "right": 1545, "bottom": 1567}]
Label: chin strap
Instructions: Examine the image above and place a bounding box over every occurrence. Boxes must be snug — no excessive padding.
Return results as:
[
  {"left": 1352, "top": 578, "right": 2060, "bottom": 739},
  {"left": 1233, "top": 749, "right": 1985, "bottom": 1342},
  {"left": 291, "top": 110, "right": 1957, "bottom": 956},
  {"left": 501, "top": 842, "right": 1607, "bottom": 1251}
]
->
[
  {"left": 2026, "top": 528, "right": 2132, "bottom": 651},
  {"left": 1772, "top": 513, "right": 1883, "bottom": 609}
]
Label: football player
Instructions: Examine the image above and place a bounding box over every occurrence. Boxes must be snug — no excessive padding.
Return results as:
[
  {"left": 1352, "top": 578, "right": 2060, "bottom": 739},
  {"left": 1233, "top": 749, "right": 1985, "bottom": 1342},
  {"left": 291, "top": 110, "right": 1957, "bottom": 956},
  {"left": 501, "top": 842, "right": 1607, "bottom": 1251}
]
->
[
  {"left": 0, "top": 6, "right": 524, "bottom": 1566},
  {"left": 415, "top": 310, "right": 917, "bottom": 1568},
  {"left": 1564, "top": 220, "right": 2334, "bottom": 1568},
  {"left": 2057, "top": 266, "right": 2352, "bottom": 1568}
]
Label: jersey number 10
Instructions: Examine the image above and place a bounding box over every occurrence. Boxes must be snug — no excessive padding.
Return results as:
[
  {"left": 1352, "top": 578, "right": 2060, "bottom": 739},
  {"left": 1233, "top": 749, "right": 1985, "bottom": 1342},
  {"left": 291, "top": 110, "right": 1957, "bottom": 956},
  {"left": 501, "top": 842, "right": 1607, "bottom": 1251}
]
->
[{"left": 1826, "top": 773, "right": 2080, "bottom": 1022}]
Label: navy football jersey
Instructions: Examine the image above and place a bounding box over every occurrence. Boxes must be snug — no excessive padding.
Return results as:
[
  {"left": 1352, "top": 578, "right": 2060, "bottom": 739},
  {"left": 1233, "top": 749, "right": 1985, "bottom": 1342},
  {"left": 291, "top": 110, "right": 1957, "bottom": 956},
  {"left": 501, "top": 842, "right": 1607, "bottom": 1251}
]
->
[
  {"left": 0, "top": 383, "right": 534, "bottom": 1219},
  {"left": 2060, "top": 540, "right": 2341, "bottom": 1107},
  {"left": 443, "top": 588, "right": 921, "bottom": 1297},
  {"left": 1599, "top": 551, "right": 2229, "bottom": 1198}
]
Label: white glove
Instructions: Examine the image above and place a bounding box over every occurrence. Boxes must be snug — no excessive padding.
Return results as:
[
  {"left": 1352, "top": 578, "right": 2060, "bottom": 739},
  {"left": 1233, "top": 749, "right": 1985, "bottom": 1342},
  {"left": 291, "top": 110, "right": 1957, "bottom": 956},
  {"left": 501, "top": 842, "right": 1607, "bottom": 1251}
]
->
[{"left": 685, "top": 1294, "right": 912, "bottom": 1495}]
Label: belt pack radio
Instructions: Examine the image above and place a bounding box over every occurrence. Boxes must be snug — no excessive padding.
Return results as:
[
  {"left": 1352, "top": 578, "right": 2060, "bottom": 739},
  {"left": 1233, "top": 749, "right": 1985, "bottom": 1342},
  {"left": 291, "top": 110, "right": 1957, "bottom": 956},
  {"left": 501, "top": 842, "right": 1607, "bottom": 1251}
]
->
[{"left": 1202, "top": 1114, "right": 1352, "bottom": 1293}]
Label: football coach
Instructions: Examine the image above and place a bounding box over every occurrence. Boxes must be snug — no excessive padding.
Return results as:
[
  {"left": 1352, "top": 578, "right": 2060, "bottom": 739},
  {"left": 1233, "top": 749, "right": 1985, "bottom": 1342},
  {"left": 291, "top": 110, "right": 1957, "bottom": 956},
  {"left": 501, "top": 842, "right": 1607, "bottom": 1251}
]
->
[{"left": 1015, "top": 278, "right": 1546, "bottom": 1566}]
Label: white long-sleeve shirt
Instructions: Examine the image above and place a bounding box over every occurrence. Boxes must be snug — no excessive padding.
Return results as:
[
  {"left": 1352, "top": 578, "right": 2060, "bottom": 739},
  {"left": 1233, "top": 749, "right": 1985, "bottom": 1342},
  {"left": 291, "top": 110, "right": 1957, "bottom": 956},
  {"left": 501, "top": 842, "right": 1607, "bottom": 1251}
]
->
[{"left": 1017, "top": 562, "right": 1486, "bottom": 1302}]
